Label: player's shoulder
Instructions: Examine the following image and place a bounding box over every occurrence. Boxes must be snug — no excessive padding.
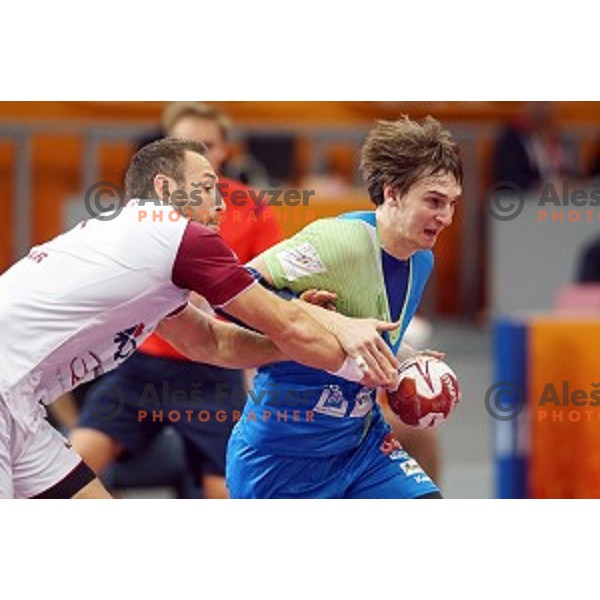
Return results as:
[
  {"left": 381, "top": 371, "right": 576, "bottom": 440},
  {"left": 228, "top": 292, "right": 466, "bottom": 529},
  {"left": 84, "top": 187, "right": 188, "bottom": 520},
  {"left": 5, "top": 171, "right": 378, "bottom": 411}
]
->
[
  {"left": 303, "top": 214, "right": 374, "bottom": 238},
  {"left": 297, "top": 216, "right": 377, "bottom": 261},
  {"left": 335, "top": 211, "right": 379, "bottom": 238},
  {"left": 105, "top": 200, "right": 191, "bottom": 268}
]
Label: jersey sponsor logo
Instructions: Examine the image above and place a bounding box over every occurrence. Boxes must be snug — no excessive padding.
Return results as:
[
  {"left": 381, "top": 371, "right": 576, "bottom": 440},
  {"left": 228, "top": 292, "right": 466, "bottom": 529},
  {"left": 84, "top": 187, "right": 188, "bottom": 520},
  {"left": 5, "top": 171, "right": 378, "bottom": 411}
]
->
[
  {"left": 276, "top": 242, "right": 327, "bottom": 282},
  {"left": 414, "top": 474, "right": 432, "bottom": 485},
  {"left": 380, "top": 433, "right": 403, "bottom": 456},
  {"left": 27, "top": 249, "right": 49, "bottom": 263},
  {"left": 389, "top": 449, "right": 405, "bottom": 461},
  {"left": 399, "top": 458, "right": 426, "bottom": 477},
  {"left": 69, "top": 351, "right": 104, "bottom": 387},
  {"left": 313, "top": 385, "right": 348, "bottom": 418},
  {"left": 113, "top": 323, "right": 145, "bottom": 361},
  {"left": 349, "top": 387, "right": 375, "bottom": 418}
]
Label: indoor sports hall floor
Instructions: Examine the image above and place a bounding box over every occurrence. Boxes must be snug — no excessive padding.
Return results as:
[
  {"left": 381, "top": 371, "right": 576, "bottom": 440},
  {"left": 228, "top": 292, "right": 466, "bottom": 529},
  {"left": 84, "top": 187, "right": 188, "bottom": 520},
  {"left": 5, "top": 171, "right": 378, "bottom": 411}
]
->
[{"left": 433, "top": 322, "right": 493, "bottom": 499}]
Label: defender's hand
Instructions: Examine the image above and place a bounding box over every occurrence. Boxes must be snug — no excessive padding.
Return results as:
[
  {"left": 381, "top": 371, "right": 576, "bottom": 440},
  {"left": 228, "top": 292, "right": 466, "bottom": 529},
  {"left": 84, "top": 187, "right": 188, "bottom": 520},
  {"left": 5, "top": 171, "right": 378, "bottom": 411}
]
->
[{"left": 330, "top": 315, "right": 401, "bottom": 387}]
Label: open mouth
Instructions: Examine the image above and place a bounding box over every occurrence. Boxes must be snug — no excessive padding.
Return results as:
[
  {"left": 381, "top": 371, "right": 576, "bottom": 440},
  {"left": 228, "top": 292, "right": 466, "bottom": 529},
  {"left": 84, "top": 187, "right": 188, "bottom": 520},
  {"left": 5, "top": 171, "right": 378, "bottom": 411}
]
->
[{"left": 423, "top": 228, "right": 438, "bottom": 238}]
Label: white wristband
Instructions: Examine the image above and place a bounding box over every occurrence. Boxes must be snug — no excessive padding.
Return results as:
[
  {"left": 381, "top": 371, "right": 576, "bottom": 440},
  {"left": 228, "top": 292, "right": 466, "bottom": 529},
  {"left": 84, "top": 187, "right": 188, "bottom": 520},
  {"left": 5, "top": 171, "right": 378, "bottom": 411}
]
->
[{"left": 329, "top": 356, "right": 365, "bottom": 383}]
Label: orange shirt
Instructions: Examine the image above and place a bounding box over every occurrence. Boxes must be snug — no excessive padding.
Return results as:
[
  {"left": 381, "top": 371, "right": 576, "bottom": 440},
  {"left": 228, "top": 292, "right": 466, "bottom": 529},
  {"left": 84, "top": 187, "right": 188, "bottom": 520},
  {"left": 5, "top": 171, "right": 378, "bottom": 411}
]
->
[{"left": 140, "top": 178, "right": 284, "bottom": 360}]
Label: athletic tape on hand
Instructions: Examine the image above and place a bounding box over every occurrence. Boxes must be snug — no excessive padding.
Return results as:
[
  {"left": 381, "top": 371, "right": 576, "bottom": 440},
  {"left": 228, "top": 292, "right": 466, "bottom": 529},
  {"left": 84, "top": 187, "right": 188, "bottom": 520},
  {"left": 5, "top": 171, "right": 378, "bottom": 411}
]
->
[{"left": 329, "top": 356, "right": 366, "bottom": 383}]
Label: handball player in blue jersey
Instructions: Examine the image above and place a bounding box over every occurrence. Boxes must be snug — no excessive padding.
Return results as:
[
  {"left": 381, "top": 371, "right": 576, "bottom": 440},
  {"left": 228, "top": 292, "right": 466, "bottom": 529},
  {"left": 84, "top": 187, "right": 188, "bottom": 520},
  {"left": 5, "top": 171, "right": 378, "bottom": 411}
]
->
[{"left": 226, "top": 116, "right": 463, "bottom": 499}]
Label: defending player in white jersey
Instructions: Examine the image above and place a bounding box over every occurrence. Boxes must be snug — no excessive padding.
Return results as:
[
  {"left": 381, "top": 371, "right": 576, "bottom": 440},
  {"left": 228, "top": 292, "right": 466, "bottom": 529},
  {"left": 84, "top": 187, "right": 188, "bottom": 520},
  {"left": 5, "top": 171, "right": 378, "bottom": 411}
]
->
[{"left": 0, "top": 138, "right": 401, "bottom": 499}]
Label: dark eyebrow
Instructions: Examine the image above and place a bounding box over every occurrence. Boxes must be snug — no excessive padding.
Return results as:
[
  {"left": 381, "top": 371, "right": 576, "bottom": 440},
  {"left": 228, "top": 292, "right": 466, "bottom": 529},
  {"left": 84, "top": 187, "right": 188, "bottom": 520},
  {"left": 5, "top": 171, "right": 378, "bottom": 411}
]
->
[{"left": 427, "top": 190, "right": 461, "bottom": 202}]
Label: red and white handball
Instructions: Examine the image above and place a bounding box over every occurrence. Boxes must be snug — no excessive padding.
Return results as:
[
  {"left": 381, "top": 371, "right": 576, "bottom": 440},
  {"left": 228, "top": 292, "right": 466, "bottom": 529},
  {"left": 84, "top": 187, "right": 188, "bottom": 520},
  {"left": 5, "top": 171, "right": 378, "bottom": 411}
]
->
[{"left": 386, "top": 356, "right": 461, "bottom": 429}]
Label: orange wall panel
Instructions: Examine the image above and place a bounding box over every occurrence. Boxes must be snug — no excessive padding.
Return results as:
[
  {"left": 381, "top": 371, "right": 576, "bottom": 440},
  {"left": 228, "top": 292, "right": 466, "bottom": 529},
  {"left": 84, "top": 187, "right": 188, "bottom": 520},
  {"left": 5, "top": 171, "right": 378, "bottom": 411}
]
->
[
  {"left": 0, "top": 142, "right": 14, "bottom": 272},
  {"left": 31, "top": 136, "right": 82, "bottom": 246},
  {"left": 530, "top": 319, "right": 600, "bottom": 498},
  {"left": 1, "top": 101, "right": 598, "bottom": 126}
]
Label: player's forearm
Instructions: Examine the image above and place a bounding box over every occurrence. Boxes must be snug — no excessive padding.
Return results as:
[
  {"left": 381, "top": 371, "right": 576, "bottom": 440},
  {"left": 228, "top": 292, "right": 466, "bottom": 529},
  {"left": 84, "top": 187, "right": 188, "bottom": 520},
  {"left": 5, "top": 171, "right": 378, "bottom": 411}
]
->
[
  {"left": 157, "top": 304, "right": 284, "bottom": 369},
  {"left": 209, "top": 319, "right": 286, "bottom": 369},
  {"left": 223, "top": 285, "right": 347, "bottom": 372},
  {"left": 266, "top": 301, "right": 346, "bottom": 372},
  {"left": 292, "top": 299, "right": 344, "bottom": 336}
]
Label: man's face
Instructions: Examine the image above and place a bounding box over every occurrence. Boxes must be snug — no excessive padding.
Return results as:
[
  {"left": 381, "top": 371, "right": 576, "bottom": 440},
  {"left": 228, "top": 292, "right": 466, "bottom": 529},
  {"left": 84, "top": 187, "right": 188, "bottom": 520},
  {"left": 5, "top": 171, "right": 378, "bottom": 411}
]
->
[
  {"left": 386, "top": 172, "right": 461, "bottom": 252},
  {"left": 169, "top": 116, "right": 228, "bottom": 173},
  {"left": 155, "top": 151, "right": 223, "bottom": 231}
]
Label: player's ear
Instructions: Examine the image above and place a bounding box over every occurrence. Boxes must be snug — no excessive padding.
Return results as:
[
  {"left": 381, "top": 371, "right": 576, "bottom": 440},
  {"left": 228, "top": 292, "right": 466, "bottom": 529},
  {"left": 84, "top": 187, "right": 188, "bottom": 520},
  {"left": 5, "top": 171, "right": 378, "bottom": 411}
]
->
[
  {"left": 153, "top": 174, "right": 171, "bottom": 201},
  {"left": 383, "top": 183, "right": 398, "bottom": 205}
]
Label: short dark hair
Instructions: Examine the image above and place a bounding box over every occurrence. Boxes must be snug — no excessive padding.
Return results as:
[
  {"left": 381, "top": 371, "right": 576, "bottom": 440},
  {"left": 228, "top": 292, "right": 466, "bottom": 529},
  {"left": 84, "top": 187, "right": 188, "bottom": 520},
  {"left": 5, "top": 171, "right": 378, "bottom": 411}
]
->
[
  {"left": 124, "top": 137, "right": 208, "bottom": 199},
  {"left": 360, "top": 116, "right": 463, "bottom": 206}
]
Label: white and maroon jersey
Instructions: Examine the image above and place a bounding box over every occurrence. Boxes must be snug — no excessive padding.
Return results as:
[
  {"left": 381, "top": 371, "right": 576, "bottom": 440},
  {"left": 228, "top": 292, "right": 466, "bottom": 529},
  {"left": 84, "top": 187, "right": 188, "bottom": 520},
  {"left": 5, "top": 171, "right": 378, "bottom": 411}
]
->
[{"left": 0, "top": 200, "right": 254, "bottom": 427}]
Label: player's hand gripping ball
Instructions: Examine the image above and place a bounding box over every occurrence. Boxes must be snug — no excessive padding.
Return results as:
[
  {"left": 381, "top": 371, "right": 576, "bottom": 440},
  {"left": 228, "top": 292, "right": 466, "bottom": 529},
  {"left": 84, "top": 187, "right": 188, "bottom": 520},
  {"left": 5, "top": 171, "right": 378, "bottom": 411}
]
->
[{"left": 386, "top": 356, "right": 461, "bottom": 429}]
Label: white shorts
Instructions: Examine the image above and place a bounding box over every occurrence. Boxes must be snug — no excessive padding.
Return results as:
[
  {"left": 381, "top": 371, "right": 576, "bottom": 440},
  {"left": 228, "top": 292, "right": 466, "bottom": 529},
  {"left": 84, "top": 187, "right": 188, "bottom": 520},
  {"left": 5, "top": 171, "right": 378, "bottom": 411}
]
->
[{"left": 0, "top": 394, "right": 88, "bottom": 499}]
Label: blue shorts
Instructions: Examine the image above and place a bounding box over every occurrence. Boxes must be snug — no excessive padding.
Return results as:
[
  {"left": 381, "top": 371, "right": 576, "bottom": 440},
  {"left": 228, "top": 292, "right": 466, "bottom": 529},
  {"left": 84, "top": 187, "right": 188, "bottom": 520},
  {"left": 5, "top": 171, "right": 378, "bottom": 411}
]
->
[
  {"left": 78, "top": 351, "right": 246, "bottom": 477},
  {"left": 226, "top": 414, "right": 439, "bottom": 498}
]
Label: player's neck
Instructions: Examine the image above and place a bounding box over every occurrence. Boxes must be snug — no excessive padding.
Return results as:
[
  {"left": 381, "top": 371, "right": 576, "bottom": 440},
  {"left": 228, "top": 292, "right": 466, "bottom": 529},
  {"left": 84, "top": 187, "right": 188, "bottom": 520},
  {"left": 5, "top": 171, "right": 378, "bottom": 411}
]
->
[
  {"left": 380, "top": 237, "right": 414, "bottom": 261},
  {"left": 376, "top": 212, "right": 414, "bottom": 261}
]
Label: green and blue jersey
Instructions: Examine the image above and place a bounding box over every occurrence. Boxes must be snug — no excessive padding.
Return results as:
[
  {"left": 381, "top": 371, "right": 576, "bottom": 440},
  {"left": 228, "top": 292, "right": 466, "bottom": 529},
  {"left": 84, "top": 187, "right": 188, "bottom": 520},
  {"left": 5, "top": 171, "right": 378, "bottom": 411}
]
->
[{"left": 239, "top": 211, "right": 434, "bottom": 456}]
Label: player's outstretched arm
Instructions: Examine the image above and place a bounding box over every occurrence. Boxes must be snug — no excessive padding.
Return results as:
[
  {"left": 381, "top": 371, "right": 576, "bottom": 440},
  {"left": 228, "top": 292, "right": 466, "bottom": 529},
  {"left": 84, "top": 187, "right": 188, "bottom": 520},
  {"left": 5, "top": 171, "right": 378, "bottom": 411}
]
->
[
  {"left": 156, "top": 303, "right": 285, "bottom": 369},
  {"left": 224, "top": 283, "right": 399, "bottom": 386},
  {"left": 292, "top": 300, "right": 401, "bottom": 380},
  {"left": 247, "top": 256, "right": 400, "bottom": 386}
]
